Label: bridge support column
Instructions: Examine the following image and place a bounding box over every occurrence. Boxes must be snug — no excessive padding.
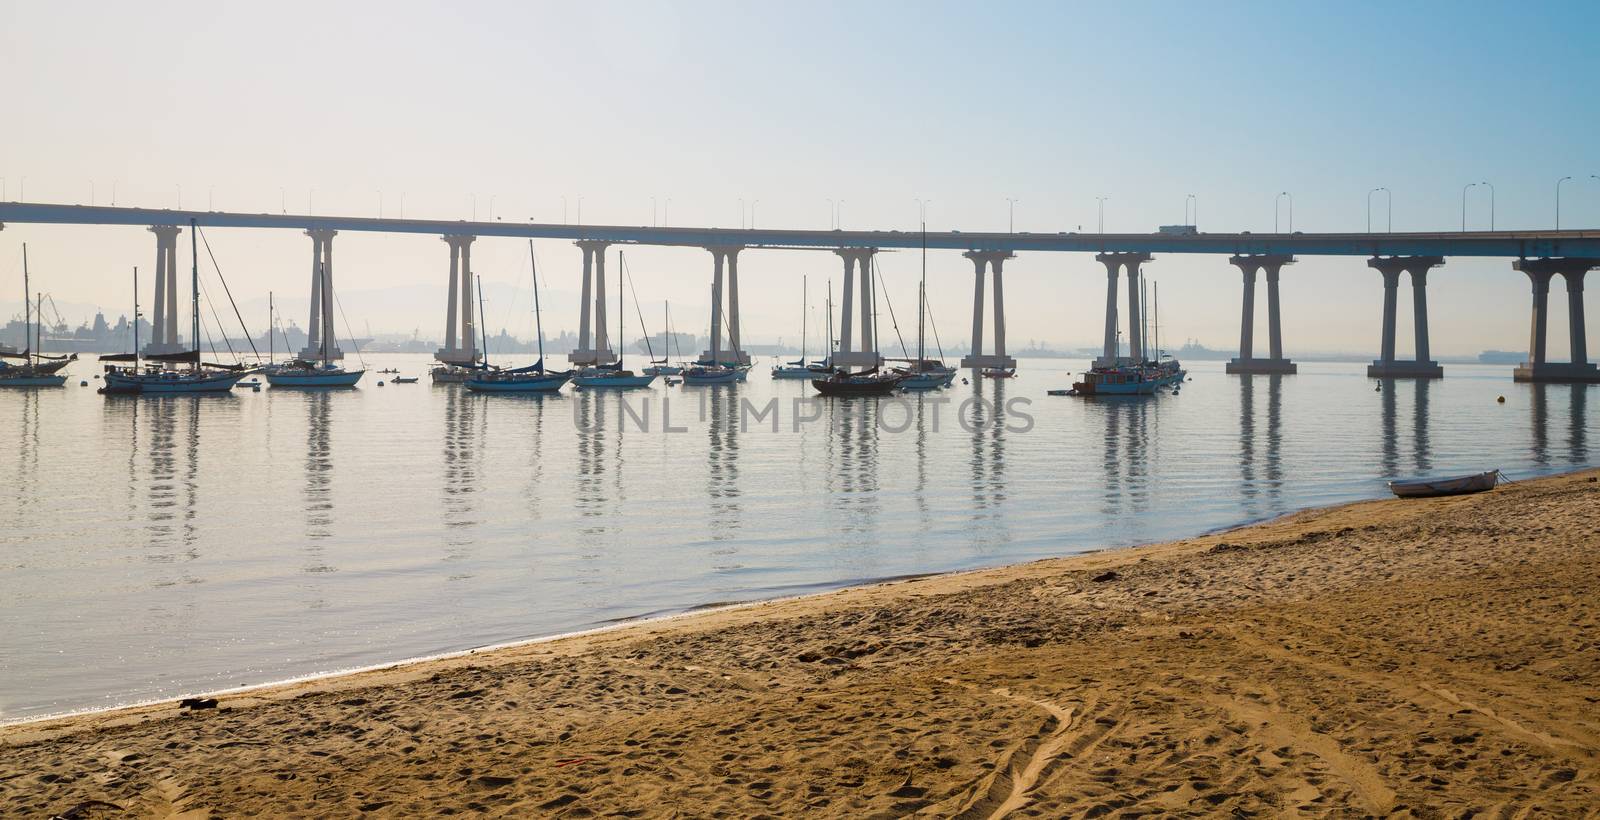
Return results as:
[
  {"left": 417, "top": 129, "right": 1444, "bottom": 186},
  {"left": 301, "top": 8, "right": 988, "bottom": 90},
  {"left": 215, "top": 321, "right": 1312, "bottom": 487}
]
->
[
  {"left": 567, "top": 240, "right": 616, "bottom": 366},
  {"left": 299, "top": 229, "right": 341, "bottom": 361},
  {"left": 1226, "top": 254, "right": 1297, "bottom": 374},
  {"left": 837, "top": 250, "right": 856, "bottom": 360},
  {"left": 831, "top": 248, "right": 880, "bottom": 369},
  {"left": 959, "top": 250, "right": 1017, "bottom": 370},
  {"left": 144, "top": 225, "right": 183, "bottom": 355},
  {"left": 699, "top": 246, "right": 750, "bottom": 367},
  {"left": 1513, "top": 257, "right": 1600, "bottom": 382},
  {"left": 1366, "top": 256, "right": 1443, "bottom": 378},
  {"left": 461, "top": 237, "right": 476, "bottom": 361},
  {"left": 727, "top": 248, "right": 743, "bottom": 358},
  {"left": 592, "top": 243, "right": 606, "bottom": 355},
  {"left": 1093, "top": 252, "right": 1150, "bottom": 366},
  {"left": 435, "top": 235, "right": 481, "bottom": 366},
  {"left": 1126, "top": 259, "right": 1143, "bottom": 361}
]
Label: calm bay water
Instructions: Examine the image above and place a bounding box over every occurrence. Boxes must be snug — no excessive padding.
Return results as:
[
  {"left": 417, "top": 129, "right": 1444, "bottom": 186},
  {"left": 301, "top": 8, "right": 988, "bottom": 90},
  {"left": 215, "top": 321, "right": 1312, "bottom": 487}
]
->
[{"left": 1, "top": 355, "right": 1593, "bottom": 721}]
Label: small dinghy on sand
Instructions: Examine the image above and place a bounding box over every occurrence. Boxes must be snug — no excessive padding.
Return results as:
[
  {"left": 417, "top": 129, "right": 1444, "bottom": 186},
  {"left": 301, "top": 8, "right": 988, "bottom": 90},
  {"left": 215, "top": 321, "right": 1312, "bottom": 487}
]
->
[{"left": 1387, "top": 470, "right": 1502, "bottom": 498}]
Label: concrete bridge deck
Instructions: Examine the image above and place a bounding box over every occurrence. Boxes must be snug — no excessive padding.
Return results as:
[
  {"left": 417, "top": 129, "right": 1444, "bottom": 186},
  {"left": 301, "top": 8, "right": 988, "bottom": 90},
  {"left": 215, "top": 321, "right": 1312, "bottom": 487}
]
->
[{"left": 3, "top": 201, "right": 1598, "bottom": 258}]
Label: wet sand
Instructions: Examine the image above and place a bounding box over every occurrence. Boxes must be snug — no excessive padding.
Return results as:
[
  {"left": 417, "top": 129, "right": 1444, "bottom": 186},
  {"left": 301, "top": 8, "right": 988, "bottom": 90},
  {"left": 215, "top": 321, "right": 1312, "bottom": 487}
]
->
[{"left": 5, "top": 469, "right": 1599, "bottom": 817}]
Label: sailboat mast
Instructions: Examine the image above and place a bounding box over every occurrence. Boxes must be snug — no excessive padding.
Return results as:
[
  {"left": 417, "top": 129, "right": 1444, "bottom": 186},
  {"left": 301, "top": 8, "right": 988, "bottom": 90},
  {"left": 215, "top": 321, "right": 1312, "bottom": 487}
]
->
[
  {"left": 615, "top": 248, "right": 623, "bottom": 368},
  {"left": 919, "top": 222, "right": 926, "bottom": 364},
  {"left": 35, "top": 293, "right": 42, "bottom": 362},
  {"left": 529, "top": 240, "right": 546, "bottom": 370},
  {"left": 801, "top": 275, "right": 807, "bottom": 363},
  {"left": 476, "top": 274, "right": 490, "bottom": 368},
  {"left": 21, "top": 244, "right": 30, "bottom": 364},
  {"left": 870, "top": 257, "right": 880, "bottom": 364},
  {"left": 1141, "top": 276, "right": 1149, "bottom": 363},
  {"left": 133, "top": 267, "right": 140, "bottom": 369},
  {"left": 320, "top": 265, "right": 331, "bottom": 366},
  {"left": 621, "top": 253, "right": 655, "bottom": 363},
  {"left": 189, "top": 219, "right": 199, "bottom": 371},
  {"left": 826, "top": 280, "right": 834, "bottom": 362},
  {"left": 1154, "top": 281, "right": 1160, "bottom": 362},
  {"left": 268, "top": 291, "right": 274, "bottom": 364}
]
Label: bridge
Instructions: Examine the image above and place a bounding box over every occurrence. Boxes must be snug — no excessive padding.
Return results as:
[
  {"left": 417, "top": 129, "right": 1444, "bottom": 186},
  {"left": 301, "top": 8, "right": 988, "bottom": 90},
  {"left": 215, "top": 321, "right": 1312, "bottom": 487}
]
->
[{"left": 3, "top": 201, "right": 1599, "bottom": 381}]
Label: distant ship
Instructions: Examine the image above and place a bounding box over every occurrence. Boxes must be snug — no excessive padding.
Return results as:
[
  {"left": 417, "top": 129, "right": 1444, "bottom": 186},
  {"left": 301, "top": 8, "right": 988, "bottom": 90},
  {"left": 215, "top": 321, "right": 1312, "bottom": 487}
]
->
[
  {"left": 1174, "top": 338, "right": 1233, "bottom": 361},
  {"left": 1478, "top": 350, "right": 1524, "bottom": 364}
]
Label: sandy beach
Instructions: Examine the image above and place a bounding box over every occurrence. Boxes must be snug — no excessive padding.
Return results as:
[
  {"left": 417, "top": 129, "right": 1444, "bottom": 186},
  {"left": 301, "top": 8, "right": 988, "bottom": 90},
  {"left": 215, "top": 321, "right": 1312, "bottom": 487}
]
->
[{"left": 4, "top": 469, "right": 1598, "bottom": 817}]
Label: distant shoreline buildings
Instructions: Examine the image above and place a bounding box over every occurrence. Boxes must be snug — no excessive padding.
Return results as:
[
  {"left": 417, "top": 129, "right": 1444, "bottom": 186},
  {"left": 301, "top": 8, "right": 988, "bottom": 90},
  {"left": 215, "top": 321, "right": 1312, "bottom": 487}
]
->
[
  {"left": 2, "top": 310, "right": 149, "bottom": 354},
  {"left": 2, "top": 310, "right": 1523, "bottom": 365}
]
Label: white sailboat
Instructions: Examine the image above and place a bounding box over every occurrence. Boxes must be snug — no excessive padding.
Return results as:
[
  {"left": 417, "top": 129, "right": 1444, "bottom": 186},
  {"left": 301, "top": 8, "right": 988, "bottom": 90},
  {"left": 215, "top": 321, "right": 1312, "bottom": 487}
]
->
[
  {"left": 772, "top": 276, "right": 829, "bottom": 380},
  {"left": 573, "top": 249, "right": 656, "bottom": 389},
  {"left": 682, "top": 313, "right": 746, "bottom": 383},
  {"left": 896, "top": 225, "right": 956, "bottom": 391},
  {"left": 644, "top": 302, "right": 684, "bottom": 376},
  {"left": 683, "top": 269, "right": 753, "bottom": 384},
  {"left": 265, "top": 259, "right": 365, "bottom": 387}
]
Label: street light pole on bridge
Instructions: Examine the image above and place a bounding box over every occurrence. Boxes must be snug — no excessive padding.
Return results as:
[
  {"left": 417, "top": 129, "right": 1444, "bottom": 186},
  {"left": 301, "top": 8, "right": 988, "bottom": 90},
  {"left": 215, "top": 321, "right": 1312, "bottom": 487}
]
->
[
  {"left": 1557, "top": 176, "right": 1573, "bottom": 229},
  {"left": 1367, "top": 187, "right": 1390, "bottom": 233}
]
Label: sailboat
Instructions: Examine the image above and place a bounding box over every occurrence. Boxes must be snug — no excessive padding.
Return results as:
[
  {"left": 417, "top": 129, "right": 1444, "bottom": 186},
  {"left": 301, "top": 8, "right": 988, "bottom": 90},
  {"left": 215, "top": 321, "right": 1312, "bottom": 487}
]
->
[
  {"left": 681, "top": 307, "right": 744, "bottom": 384},
  {"left": 572, "top": 249, "right": 656, "bottom": 389},
  {"left": 467, "top": 241, "right": 573, "bottom": 393},
  {"left": 100, "top": 220, "right": 255, "bottom": 394},
  {"left": 772, "top": 276, "right": 828, "bottom": 379},
  {"left": 683, "top": 270, "right": 752, "bottom": 384},
  {"left": 812, "top": 263, "right": 902, "bottom": 396},
  {"left": 0, "top": 245, "right": 72, "bottom": 387},
  {"left": 681, "top": 362, "right": 741, "bottom": 384},
  {"left": 895, "top": 226, "right": 956, "bottom": 390},
  {"left": 1148, "top": 281, "right": 1185, "bottom": 388},
  {"left": 264, "top": 265, "right": 365, "bottom": 387},
  {"left": 1068, "top": 278, "right": 1184, "bottom": 396},
  {"left": 643, "top": 302, "right": 683, "bottom": 376}
]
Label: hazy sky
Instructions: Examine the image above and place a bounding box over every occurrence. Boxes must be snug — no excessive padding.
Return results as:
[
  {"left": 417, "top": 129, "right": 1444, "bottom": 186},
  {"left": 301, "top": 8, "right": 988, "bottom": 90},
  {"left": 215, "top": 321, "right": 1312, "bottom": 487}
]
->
[{"left": 3, "top": 1, "right": 1598, "bottom": 356}]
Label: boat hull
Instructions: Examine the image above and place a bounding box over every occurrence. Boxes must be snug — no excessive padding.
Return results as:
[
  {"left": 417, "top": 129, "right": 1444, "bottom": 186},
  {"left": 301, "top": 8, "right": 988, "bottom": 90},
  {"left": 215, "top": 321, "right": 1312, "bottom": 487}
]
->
[
  {"left": 572, "top": 374, "right": 656, "bottom": 389},
  {"left": 812, "top": 377, "right": 902, "bottom": 397},
  {"left": 1070, "top": 365, "right": 1185, "bottom": 396},
  {"left": 897, "top": 372, "right": 954, "bottom": 390},
  {"left": 1070, "top": 380, "right": 1159, "bottom": 396},
  {"left": 430, "top": 366, "right": 474, "bottom": 384},
  {"left": 465, "top": 373, "right": 571, "bottom": 393},
  {"left": 771, "top": 366, "right": 825, "bottom": 380},
  {"left": 103, "top": 370, "right": 250, "bottom": 394},
  {"left": 264, "top": 369, "right": 365, "bottom": 388},
  {"left": 0, "top": 374, "right": 67, "bottom": 387},
  {"left": 644, "top": 365, "right": 683, "bottom": 376},
  {"left": 682, "top": 370, "right": 741, "bottom": 385},
  {"left": 1388, "top": 470, "right": 1500, "bottom": 498}
]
